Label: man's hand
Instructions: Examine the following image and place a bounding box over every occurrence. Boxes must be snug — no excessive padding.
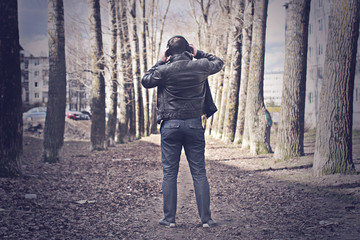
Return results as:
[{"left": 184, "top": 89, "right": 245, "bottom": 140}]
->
[
  {"left": 161, "top": 48, "right": 171, "bottom": 63},
  {"left": 189, "top": 44, "right": 197, "bottom": 57}
]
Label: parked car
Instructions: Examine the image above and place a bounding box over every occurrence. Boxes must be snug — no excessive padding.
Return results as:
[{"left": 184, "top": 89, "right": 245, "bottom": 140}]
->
[
  {"left": 66, "top": 110, "right": 89, "bottom": 120},
  {"left": 23, "top": 107, "right": 47, "bottom": 122},
  {"left": 81, "top": 111, "right": 91, "bottom": 120}
]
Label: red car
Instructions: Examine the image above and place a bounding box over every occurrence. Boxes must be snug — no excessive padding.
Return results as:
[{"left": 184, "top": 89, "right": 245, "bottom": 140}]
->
[{"left": 66, "top": 111, "right": 85, "bottom": 120}]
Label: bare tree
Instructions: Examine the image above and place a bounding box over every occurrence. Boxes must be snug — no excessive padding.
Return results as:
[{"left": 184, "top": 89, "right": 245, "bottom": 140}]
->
[
  {"left": 313, "top": 0, "right": 359, "bottom": 176},
  {"left": 274, "top": 0, "right": 310, "bottom": 161},
  {"left": 0, "top": 0, "right": 22, "bottom": 176},
  {"left": 129, "top": 0, "right": 143, "bottom": 139},
  {"left": 245, "top": 0, "right": 270, "bottom": 154},
  {"left": 89, "top": 0, "right": 106, "bottom": 150},
  {"left": 210, "top": 37, "right": 226, "bottom": 136},
  {"left": 154, "top": 0, "right": 172, "bottom": 60},
  {"left": 148, "top": 0, "right": 171, "bottom": 133},
  {"left": 106, "top": 0, "right": 118, "bottom": 147},
  {"left": 64, "top": 8, "right": 92, "bottom": 111},
  {"left": 117, "top": 0, "right": 136, "bottom": 143},
  {"left": 234, "top": 0, "right": 253, "bottom": 144},
  {"left": 188, "top": 0, "right": 214, "bottom": 51},
  {"left": 139, "top": 0, "right": 150, "bottom": 136},
  {"left": 222, "top": 1, "right": 244, "bottom": 142},
  {"left": 216, "top": 31, "right": 231, "bottom": 139},
  {"left": 43, "top": 0, "right": 67, "bottom": 162},
  {"left": 207, "top": 2, "right": 229, "bottom": 137}
]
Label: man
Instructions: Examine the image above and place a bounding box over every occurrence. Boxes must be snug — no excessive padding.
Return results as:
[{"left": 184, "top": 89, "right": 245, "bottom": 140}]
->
[{"left": 142, "top": 36, "right": 223, "bottom": 228}]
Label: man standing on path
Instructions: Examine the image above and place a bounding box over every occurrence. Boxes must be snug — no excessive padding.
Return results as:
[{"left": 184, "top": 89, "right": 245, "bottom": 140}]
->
[{"left": 142, "top": 36, "right": 223, "bottom": 228}]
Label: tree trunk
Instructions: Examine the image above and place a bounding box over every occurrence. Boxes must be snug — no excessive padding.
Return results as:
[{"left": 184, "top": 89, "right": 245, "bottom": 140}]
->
[
  {"left": 216, "top": 32, "right": 231, "bottom": 139},
  {"left": 246, "top": 0, "right": 270, "bottom": 155},
  {"left": 0, "top": 0, "right": 22, "bottom": 176},
  {"left": 116, "top": 0, "right": 135, "bottom": 143},
  {"left": 106, "top": 0, "right": 118, "bottom": 147},
  {"left": 140, "top": 0, "right": 150, "bottom": 136},
  {"left": 89, "top": 0, "right": 106, "bottom": 150},
  {"left": 274, "top": 0, "right": 310, "bottom": 161},
  {"left": 150, "top": 0, "right": 171, "bottom": 134},
  {"left": 206, "top": 37, "right": 224, "bottom": 136},
  {"left": 129, "top": 0, "right": 143, "bottom": 139},
  {"left": 43, "top": 0, "right": 67, "bottom": 162},
  {"left": 313, "top": 0, "right": 359, "bottom": 176},
  {"left": 205, "top": 75, "right": 219, "bottom": 135},
  {"left": 223, "top": 1, "right": 244, "bottom": 142},
  {"left": 234, "top": 0, "right": 253, "bottom": 144}
]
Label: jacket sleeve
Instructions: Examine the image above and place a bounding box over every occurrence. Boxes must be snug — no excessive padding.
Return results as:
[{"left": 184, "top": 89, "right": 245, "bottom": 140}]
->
[
  {"left": 194, "top": 50, "right": 224, "bottom": 75},
  {"left": 141, "top": 60, "right": 165, "bottom": 88}
]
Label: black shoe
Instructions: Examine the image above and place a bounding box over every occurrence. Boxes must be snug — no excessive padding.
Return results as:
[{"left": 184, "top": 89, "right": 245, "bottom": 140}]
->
[
  {"left": 202, "top": 219, "right": 217, "bottom": 228},
  {"left": 159, "top": 219, "right": 176, "bottom": 228}
]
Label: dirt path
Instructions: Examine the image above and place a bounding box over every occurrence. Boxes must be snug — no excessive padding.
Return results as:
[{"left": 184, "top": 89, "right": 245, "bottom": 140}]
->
[{"left": 1, "top": 131, "right": 359, "bottom": 239}]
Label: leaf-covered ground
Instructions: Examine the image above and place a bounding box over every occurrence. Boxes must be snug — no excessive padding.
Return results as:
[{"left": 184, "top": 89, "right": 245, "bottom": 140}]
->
[{"left": 1, "top": 121, "right": 360, "bottom": 239}]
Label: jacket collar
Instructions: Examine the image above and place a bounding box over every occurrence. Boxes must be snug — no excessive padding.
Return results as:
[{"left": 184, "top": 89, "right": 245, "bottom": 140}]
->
[{"left": 169, "top": 51, "right": 193, "bottom": 63}]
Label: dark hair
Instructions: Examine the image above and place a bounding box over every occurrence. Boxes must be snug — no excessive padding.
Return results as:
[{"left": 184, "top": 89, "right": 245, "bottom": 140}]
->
[{"left": 166, "top": 35, "right": 192, "bottom": 55}]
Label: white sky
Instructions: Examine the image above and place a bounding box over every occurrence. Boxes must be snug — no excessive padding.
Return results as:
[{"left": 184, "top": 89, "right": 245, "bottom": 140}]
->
[{"left": 18, "top": 0, "right": 286, "bottom": 72}]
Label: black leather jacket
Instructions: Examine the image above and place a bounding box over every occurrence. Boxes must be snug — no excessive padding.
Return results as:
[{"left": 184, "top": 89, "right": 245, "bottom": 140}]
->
[{"left": 142, "top": 50, "right": 224, "bottom": 123}]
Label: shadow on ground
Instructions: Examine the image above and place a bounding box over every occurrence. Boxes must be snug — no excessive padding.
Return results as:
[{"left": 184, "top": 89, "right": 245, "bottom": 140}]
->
[{"left": 0, "top": 132, "right": 359, "bottom": 239}]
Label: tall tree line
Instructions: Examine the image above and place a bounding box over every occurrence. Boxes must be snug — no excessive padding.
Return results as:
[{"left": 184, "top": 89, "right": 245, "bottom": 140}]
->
[
  {"left": 1, "top": 0, "right": 358, "bottom": 178},
  {"left": 188, "top": 0, "right": 358, "bottom": 175}
]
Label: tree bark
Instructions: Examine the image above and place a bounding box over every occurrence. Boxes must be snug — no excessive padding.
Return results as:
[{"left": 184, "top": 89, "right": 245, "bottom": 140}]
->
[
  {"left": 246, "top": 0, "right": 270, "bottom": 155},
  {"left": 116, "top": 0, "right": 135, "bottom": 143},
  {"left": 223, "top": 1, "right": 244, "bottom": 142},
  {"left": 106, "top": 0, "right": 118, "bottom": 147},
  {"left": 43, "top": 0, "right": 67, "bottom": 162},
  {"left": 216, "top": 32, "right": 231, "bottom": 139},
  {"left": 129, "top": 0, "right": 144, "bottom": 139},
  {"left": 89, "top": 0, "right": 106, "bottom": 150},
  {"left": 274, "top": 0, "right": 310, "bottom": 161},
  {"left": 140, "top": 0, "right": 150, "bottom": 136},
  {"left": 234, "top": 0, "right": 253, "bottom": 144},
  {"left": 313, "top": 0, "right": 359, "bottom": 176},
  {"left": 208, "top": 37, "right": 225, "bottom": 136},
  {"left": 0, "top": 0, "right": 22, "bottom": 176}
]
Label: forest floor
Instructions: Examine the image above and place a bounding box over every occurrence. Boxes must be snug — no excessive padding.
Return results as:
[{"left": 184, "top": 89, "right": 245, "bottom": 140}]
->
[{"left": 1, "top": 119, "right": 360, "bottom": 239}]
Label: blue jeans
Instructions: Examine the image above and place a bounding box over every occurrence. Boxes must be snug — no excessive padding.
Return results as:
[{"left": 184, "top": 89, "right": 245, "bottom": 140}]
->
[{"left": 160, "top": 117, "right": 211, "bottom": 224}]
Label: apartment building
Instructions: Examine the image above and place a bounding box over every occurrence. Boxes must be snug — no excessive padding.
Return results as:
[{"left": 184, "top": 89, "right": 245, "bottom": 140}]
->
[
  {"left": 264, "top": 71, "right": 283, "bottom": 107},
  {"left": 21, "top": 54, "right": 89, "bottom": 111},
  {"left": 21, "top": 55, "right": 49, "bottom": 105}
]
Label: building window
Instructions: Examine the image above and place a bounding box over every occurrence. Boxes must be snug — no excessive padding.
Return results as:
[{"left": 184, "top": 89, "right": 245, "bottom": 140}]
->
[
  {"left": 308, "top": 92, "right": 313, "bottom": 103},
  {"left": 318, "top": 44, "right": 323, "bottom": 55},
  {"left": 309, "top": 24, "right": 312, "bottom": 35},
  {"left": 308, "top": 47, "right": 312, "bottom": 57},
  {"left": 35, "top": 93, "right": 39, "bottom": 98},
  {"left": 43, "top": 70, "right": 49, "bottom": 77},
  {"left": 35, "top": 82, "right": 38, "bottom": 87},
  {"left": 318, "top": 19, "right": 323, "bottom": 31},
  {"left": 24, "top": 71, "right": 29, "bottom": 80},
  {"left": 319, "top": 0, "right": 323, "bottom": 7},
  {"left": 43, "top": 80, "right": 49, "bottom": 86},
  {"left": 356, "top": 88, "right": 359, "bottom": 101},
  {"left": 35, "top": 71, "right": 39, "bottom": 76},
  {"left": 34, "top": 59, "right": 39, "bottom": 65}
]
